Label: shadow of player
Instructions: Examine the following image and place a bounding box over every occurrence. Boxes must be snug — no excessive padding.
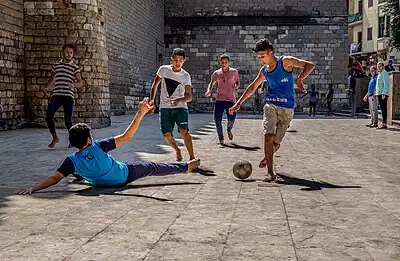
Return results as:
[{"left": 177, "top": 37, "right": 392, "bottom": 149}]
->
[
  {"left": 221, "top": 142, "right": 261, "bottom": 151},
  {"left": 275, "top": 173, "right": 362, "bottom": 191},
  {"left": 36, "top": 182, "right": 204, "bottom": 201},
  {"left": 191, "top": 167, "right": 216, "bottom": 176}
]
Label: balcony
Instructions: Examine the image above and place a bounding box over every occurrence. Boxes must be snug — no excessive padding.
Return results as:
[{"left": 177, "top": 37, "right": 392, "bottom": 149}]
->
[{"left": 348, "top": 12, "right": 362, "bottom": 25}]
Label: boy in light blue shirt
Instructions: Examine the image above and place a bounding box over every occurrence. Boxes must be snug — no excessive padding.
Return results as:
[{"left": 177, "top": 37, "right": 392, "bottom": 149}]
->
[
  {"left": 18, "top": 98, "right": 200, "bottom": 195},
  {"left": 375, "top": 62, "right": 390, "bottom": 129}
]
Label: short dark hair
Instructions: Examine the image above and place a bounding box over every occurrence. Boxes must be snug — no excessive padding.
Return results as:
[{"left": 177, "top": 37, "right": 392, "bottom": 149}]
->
[
  {"left": 220, "top": 54, "right": 230, "bottom": 61},
  {"left": 171, "top": 48, "right": 185, "bottom": 59},
  {"left": 378, "top": 62, "right": 385, "bottom": 67},
  {"left": 62, "top": 44, "right": 76, "bottom": 52},
  {"left": 68, "top": 123, "right": 92, "bottom": 149},
  {"left": 253, "top": 39, "right": 274, "bottom": 52}
]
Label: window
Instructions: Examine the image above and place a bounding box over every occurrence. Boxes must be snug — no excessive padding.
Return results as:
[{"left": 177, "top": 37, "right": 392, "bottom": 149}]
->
[
  {"left": 378, "top": 16, "right": 385, "bottom": 38},
  {"left": 386, "top": 16, "right": 391, "bottom": 37},
  {"left": 357, "top": 31, "right": 363, "bottom": 43},
  {"left": 358, "top": 0, "right": 363, "bottom": 13},
  {"left": 367, "top": 27, "right": 373, "bottom": 40},
  {"left": 368, "top": 0, "right": 373, "bottom": 7}
]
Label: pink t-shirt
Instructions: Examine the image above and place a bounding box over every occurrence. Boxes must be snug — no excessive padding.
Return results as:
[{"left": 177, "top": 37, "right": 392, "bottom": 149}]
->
[{"left": 212, "top": 68, "right": 239, "bottom": 102}]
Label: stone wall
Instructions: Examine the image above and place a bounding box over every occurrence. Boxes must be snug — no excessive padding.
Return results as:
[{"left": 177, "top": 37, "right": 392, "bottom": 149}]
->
[
  {"left": 0, "top": 0, "right": 25, "bottom": 130},
  {"left": 103, "top": 0, "right": 164, "bottom": 115},
  {"left": 164, "top": 0, "right": 349, "bottom": 113},
  {"left": 165, "top": 0, "right": 346, "bottom": 17},
  {"left": 23, "top": 0, "right": 110, "bottom": 128}
]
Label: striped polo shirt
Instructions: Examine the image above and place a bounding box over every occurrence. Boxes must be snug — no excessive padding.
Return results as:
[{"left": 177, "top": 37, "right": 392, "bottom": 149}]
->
[{"left": 52, "top": 60, "right": 81, "bottom": 98}]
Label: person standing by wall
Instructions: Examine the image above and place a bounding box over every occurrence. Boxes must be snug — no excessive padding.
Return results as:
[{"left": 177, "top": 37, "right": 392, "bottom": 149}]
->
[
  {"left": 363, "top": 66, "right": 378, "bottom": 128},
  {"left": 376, "top": 62, "right": 390, "bottom": 129}
]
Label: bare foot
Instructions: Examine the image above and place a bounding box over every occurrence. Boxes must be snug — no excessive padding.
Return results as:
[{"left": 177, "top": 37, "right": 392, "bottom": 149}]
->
[
  {"left": 176, "top": 149, "right": 183, "bottom": 162},
  {"left": 259, "top": 158, "right": 267, "bottom": 168},
  {"left": 187, "top": 158, "right": 201, "bottom": 173},
  {"left": 48, "top": 138, "right": 59, "bottom": 148},
  {"left": 263, "top": 172, "right": 277, "bottom": 182},
  {"left": 227, "top": 131, "right": 233, "bottom": 140}
]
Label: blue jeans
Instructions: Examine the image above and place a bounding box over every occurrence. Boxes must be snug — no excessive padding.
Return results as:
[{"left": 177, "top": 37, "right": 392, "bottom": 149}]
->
[
  {"left": 214, "top": 101, "right": 236, "bottom": 140},
  {"left": 126, "top": 162, "right": 188, "bottom": 184},
  {"left": 46, "top": 95, "right": 74, "bottom": 134}
]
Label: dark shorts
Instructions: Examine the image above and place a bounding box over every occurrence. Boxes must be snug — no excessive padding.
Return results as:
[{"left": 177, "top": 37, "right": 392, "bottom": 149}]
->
[{"left": 159, "top": 108, "right": 189, "bottom": 134}]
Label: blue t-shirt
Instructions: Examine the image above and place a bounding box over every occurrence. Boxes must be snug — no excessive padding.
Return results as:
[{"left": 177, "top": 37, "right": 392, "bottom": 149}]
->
[
  {"left": 263, "top": 57, "right": 295, "bottom": 109},
  {"left": 368, "top": 75, "right": 378, "bottom": 96},
  {"left": 57, "top": 138, "right": 128, "bottom": 187}
]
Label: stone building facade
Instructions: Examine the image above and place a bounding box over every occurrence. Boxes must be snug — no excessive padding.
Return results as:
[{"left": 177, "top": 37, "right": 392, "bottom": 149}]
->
[
  {"left": 164, "top": 0, "right": 349, "bottom": 113},
  {"left": 0, "top": 0, "right": 348, "bottom": 130}
]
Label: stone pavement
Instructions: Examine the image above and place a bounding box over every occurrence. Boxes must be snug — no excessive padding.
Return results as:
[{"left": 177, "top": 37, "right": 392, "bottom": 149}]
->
[{"left": 1, "top": 113, "right": 400, "bottom": 261}]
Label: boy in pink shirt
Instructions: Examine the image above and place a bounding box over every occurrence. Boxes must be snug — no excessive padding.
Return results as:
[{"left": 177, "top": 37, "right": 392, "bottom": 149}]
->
[{"left": 205, "top": 54, "right": 240, "bottom": 144}]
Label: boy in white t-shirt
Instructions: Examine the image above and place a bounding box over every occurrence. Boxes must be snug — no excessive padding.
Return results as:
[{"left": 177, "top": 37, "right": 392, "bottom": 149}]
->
[{"left": 149, "top": 48, "right": 196, "bottom": 162}]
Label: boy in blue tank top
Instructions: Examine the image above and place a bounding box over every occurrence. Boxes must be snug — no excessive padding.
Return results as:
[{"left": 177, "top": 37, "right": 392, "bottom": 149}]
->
[
  {"left": 18, "top": 98, "right": 200, "bottom": 195},
  {"left": 229, "top": 39, "right": 315, "bottom": 182}
]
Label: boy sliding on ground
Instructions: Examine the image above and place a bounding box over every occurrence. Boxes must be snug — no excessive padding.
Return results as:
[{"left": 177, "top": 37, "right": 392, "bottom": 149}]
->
[{"left": 18, "top": 98, "right": 200, "bottom": 195}]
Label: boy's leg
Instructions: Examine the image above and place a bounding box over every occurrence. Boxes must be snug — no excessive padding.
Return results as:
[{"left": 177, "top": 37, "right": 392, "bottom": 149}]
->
[
  {"left": 225, "top": 101, "right": 236, "bottom": 140},
  {"left": 62, "top": 97, "right": 74, "bottom": 131},
  {"left": 125, "top": 159, "right": 200, "bottom": 184},
  {"left": 259, "top": 104, "right": 278, "bottom": 169},
  {"left": 160, "top": 109, "right": 182, "bottom": 161},
  {"left": 371, "top": 96, "right": 378, "bottom": 126},
  {"left": 214, "top": 101, "right": 225, "bottom": 142},
  {"left": 176, "top": 108, "right": 195, "bottom": 160},
  {"left": 46, "top": 96, "right": 63, "bottom": 148}
]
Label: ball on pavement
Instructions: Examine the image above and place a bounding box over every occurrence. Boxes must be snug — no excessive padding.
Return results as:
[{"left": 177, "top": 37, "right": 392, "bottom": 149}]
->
[{"left": 233, "top": 160, "right": 252, "bottom": 179}]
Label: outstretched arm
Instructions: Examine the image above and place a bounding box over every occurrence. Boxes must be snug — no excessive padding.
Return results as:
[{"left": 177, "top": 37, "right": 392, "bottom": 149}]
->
[
  {"left": 113, "top": 98, "right": 154, "bottom": 148},
  {"left": 229, "top": 68, "right": 265, "bottom": 114},
  {"left": 18, "top": 172, "right": 65, "bottom": 195}
]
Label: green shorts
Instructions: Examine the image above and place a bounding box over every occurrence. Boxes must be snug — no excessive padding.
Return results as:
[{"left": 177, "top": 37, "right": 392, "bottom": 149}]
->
[{"left": 159, "top": 108, "right": 189, "bottom": 134}]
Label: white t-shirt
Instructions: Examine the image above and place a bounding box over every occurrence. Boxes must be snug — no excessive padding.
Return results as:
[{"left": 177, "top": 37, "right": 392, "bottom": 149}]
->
[{"left": 157, "top": 65, "right": 191, "bottom": 109}]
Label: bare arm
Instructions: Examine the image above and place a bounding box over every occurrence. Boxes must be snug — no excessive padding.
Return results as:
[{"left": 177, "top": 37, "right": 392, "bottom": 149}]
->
[
  {"left": 175, "top": 85, "right": 192, "bottom": 103},
  {"left": 18, "top": 172, "right": 64, "bottom": 195},
  {"left": 205, "top": 77, "right": 217, "bottom": 96},
  {"left": 74, "top": 72, "right": 83, "bottom": 88},
  {"left": 235, "top": 71, "right": 240, "bottom": 91},
  {"left": 284, "top": 56, "right": 315, "bottom": 80},
  {"left": 236, "top": 68, "right": 265, "bottom": 105},
  {"left": 149, "top": 75, "right": 162, "bottom": 105},
  {"left": 283, "top": 56, "right": 314, "bottom": 93},
  {"left": 113, "top": 98, "right": 154, "bottom": 148}
]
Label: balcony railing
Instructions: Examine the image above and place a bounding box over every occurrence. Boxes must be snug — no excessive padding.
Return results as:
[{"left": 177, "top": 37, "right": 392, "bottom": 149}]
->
[{"left": 348, "top": 12, "right": 362, "bottom": 24}]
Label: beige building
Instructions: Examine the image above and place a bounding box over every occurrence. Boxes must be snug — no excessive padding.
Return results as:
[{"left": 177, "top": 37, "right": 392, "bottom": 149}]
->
[{"left": 348, "top": 0, "right": 399, "bottom": 68}]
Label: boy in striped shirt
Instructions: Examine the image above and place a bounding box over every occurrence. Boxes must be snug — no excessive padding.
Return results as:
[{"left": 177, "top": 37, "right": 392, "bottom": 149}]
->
[{"left": 46, "top": 44, "right": 83, "bottom": 148}]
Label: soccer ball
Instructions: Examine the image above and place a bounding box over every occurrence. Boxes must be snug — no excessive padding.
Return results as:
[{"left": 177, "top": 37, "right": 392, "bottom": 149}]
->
[{"left": 233, "top": 160, "right": 252, "bottom": 179}]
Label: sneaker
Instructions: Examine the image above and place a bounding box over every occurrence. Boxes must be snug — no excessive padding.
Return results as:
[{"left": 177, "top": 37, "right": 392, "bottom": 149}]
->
[
  {"left": 377, "top": 125, "right": 387, "bottom": 130},
  {"left": 227, "top": 131, "right": 233, "bottom": 140},
  {"left": 263, "top": 172, "right": 277, "bottom": 182},
  {"left": 366, "top": 123, "right": 373, "bottom": 127}
]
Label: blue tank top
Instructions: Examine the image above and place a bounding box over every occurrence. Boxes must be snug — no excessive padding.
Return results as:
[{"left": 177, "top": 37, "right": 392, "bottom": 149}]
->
[
  {"left": 68, "top": 141, "right": 128, "bottom": 187},
  {"left": 263, "top": 57, "right": 295, "bottom": 109}
]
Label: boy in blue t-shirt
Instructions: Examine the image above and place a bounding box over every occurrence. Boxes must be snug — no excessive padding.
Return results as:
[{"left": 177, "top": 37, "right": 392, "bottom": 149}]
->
[{"left": 18, "top": 98, "right": 200, "bottom": 195}]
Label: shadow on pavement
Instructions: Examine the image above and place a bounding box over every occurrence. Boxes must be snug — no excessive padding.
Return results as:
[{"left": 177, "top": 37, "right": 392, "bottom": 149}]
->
[
  {"left": 34, "top": 182, "right": 204, "bottom": 201},
  {"left": 276, "top": 173, "right": 362, "bottom": 191},
  {"left": 191, "top": 168, "right": 216, "bottom": 176},
  {"left": 221, "top": 142, "right": 261, "bottom": 151}
]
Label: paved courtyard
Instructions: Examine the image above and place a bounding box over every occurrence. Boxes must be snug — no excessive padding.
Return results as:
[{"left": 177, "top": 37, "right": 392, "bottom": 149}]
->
[{"left": 0, "top": 113, "right": 400, "bottom": 261}]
